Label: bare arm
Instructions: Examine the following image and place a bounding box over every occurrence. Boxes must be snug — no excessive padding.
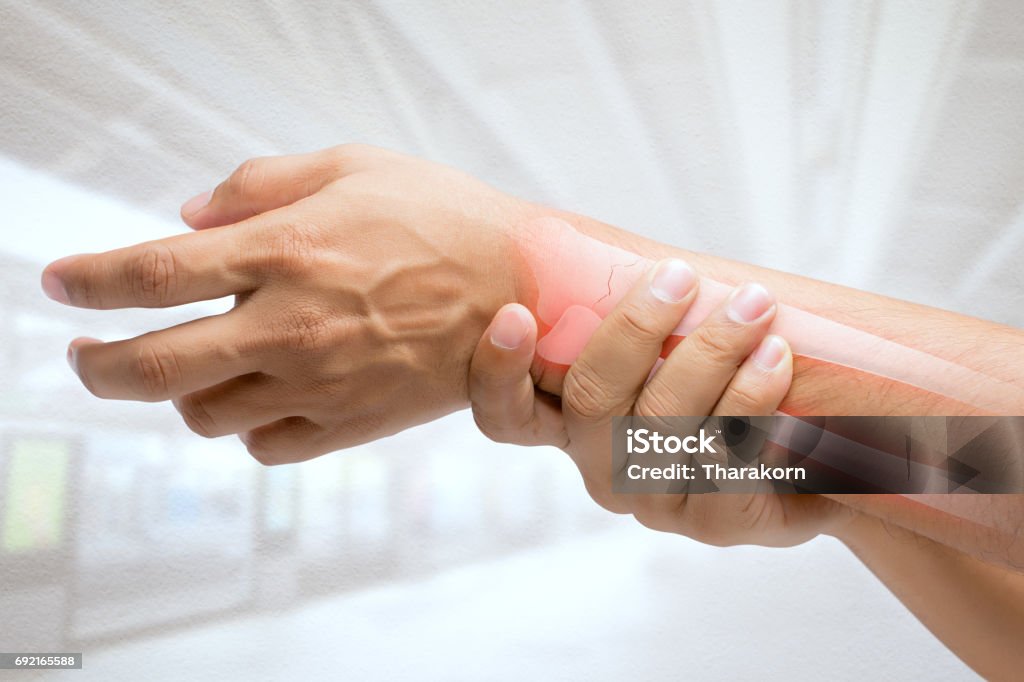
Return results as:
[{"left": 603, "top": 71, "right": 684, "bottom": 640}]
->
[
  {"left": 834, "top": 512, "right": 1024, "bottom": 681},
  {"left": 42, "top": 146, "right": 1023, "bottom": 563},
  {"left": 521, "top": 209, "right": 1024, "bottom": 567},
  {"left": 468, "top": 295, "right": 1024, "bottom": 678},
  {"left": 534, "top": 208, "right": 1024, "bottom": 416},
  {"left": 43, "top": 147, "right": 1020, "bottom": 425}
]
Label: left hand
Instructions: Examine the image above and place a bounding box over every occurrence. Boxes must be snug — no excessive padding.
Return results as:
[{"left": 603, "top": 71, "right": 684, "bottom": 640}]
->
[{"left": 41, "top": 145, "right": 531, "bottom": 463}]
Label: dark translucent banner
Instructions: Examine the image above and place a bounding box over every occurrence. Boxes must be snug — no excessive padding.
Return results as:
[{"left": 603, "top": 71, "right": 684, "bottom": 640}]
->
[{"left": 610, "top": 416, "right": 1024, "bottom": 494}]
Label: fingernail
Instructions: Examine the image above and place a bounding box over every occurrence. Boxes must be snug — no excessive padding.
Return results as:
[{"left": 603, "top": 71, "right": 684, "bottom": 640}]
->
[
  {"left": 649, "top": 258, "right": 696, "bottom": 304},
  {"left": 41, "top": 269, "right": 70, "bottom": 304},
  {"left": 752, "top": 335, "right": 787, "bottom": 370},
  {"left": 728, "top": 282, "right": 774, "bottom": 324},
  {"left": 181, "top": 190, "right": 213, "bottom": 217},
  {"left": 66, "top": 344, "right": 77, "bottom": 373},
  {"left": 490, "top": 307, "right": 530, "bottom": 350}
]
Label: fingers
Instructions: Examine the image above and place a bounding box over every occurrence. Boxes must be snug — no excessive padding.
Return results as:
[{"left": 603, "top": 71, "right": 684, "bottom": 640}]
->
[
  {"left": 180, "top": 145, "right": 372, "bottom": 230},
  {"left": 637, "top": 282, "right": 777, "bottom": 417},
  {"left": 468, "top": 303, "right": 566, "bottom": 447},
  {"left": 172, "top": 373, "right": 299, "bottom": 438},
  {"left": 711, "top": 334, "right": 793, "bottom": 416},
  {"left": 41, "top": 226, "right": 258, "bottom": 309},
  {"left": 43, "top": 145, "right": 384, "bottom": 309},
  {"left": 240, "top": 417, "right": 327, "bottom": 465},
  {"left": 68, "top": 314, "right": 258, "bottom": 402},
  {"left": 562, "top": 258, "right": 698, "bottom": 425}
]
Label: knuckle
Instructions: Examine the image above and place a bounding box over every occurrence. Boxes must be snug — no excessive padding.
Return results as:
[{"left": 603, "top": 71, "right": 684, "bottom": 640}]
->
[
  {"left": 634, "top": 385, "right": 684, "bottom": 418},
  {"left": 129, "top": 244, "right": 180, "bottom": 306},
  {"left": 721, "top": 381, "right": 769, "bottom": 415},
  {"left": 472, "top": 410, "right": 513, "bottom": 444},
  {"left": 240, "top": 432, "right": 281, "bottom": 466},
  {"left": 472, "top": 406, "right": 531, "bottom": 446},
  {"left": 70, "top": 263, "right": 102, "bottom": 308},
  {"left": 582, "top": 476, "right": 631, "bottom": 514},
  {"left": 616, "top": 304, "right": 668, "bottom": 348},
  {"left": 632, "top": 506, "right": 673, "bottom": 533},
  {"left": 340, "top": 411, "right": 385, "bottom": 444},
  {"left": 691, "top": 327, "right": 744, "bottom": 368},
  {"left": 468, "top": 403, "right": 505, "bottom": 440},
  {"left": 132, "top": 344, "right": 181, "bottom": 399},
  {"left": 230, "top": 157, "right": 266, "bottom": 198},
  {"left": 563, "top": 361, "right": 617, "bottom": 421},
  {"left": 675, "top": 502, "right": 736, "bottom": 546},
  {"left": 177, "top": 394, "right": 218, "bottom": 438},
  {"left": 696, "top": 526, "right": 738, "bottom": 547},
  {"left": 328, "top": 143, "right": 379, "bottom": 170},
  {"left": 258, "top": 223, "right": 320, "bottom": 278}
]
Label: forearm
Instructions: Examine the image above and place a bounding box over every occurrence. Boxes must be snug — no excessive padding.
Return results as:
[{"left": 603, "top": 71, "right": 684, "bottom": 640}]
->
[
  {"left": 503, "top": 209, "right": 1023, "bottom": 563},
  {"left": 821, "top": 492, "right": 1024, "bottom": 573},
  {"left": 45, "top": 144, "right": 1021, "bottom": 464},
  {"left": 519, "top": 207, "right": 1024, "bottom": 416},
  {"left": 833, "top": 512, "right": 1024, "bottom": 680}
]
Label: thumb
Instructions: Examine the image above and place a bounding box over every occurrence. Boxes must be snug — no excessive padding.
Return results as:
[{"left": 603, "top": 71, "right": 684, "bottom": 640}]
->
[{"left": 469, "top": 304, "right": 565, "bottom": 447}]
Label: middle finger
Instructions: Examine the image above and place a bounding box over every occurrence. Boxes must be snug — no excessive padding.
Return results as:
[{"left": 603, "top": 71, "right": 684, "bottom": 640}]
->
[{"left": 636, "top": 282, "right": 777, "bottom": 417}]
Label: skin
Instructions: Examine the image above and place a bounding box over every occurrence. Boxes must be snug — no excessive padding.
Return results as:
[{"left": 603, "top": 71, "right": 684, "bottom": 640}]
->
[
  {"left": 47, "top": 146, "right": 528, "bottom": 459},
  {"left": 840, "top": 514, "right": 1024, "bottom": 681},
  {"left": 468, "top": 295, "right": 1024, "bottom": 680},
  {"left": 469, "top": 266, "right": 843, "bottom": 548},
  {"left": 515, "top": 217, "right": 1023, "bottom": 413},
  {"left": 40, "top": 144, "right": 1023, "bottom": 561}
]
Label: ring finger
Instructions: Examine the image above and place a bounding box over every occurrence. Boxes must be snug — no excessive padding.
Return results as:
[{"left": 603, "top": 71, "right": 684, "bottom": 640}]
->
[{"left": 70, "top": 311, "right": 261, "bottom": 402}]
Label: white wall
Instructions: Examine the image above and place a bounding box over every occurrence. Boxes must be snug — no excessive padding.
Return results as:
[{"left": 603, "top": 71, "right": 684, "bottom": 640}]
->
[{"left": 3, "top": 0, "right": 1021, "bottom": 679}]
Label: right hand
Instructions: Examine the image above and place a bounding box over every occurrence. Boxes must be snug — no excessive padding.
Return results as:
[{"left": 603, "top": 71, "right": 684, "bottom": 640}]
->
[{"left": 469, "top": 259, "right": 854, "bottom": 547}]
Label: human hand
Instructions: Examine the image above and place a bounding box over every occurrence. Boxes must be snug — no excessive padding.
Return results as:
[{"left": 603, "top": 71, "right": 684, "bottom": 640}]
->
[
  {"left": 42, "top": 145, "right": 533, "bottom": 462},
  {"left": 469, "top": 258, "right": 851, "bottom": 546}
]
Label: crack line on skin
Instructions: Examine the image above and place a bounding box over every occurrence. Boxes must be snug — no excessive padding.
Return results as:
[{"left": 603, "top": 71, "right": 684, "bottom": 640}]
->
[{"left": 592, "top": 259, "right": 643, "bottom": 308}]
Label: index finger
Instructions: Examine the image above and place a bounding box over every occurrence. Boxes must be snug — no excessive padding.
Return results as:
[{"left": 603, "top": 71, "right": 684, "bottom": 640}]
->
[
  {"left": 41, "top": 224, "right": 259, "bottom": 309},
  {"left": 561, "top": 258, "right": 699, "bottom": 426}
]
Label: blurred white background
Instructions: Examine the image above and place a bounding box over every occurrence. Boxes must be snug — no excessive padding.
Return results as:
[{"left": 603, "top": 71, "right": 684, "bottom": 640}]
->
[{"left": 2, "top": 0, "right": 1022, "bottom": 679}]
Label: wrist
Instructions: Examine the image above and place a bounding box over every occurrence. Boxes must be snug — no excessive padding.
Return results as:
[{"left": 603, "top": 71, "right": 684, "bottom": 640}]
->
[{"left": 439, "top": 196, "right": 544, "bottom": 405}]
